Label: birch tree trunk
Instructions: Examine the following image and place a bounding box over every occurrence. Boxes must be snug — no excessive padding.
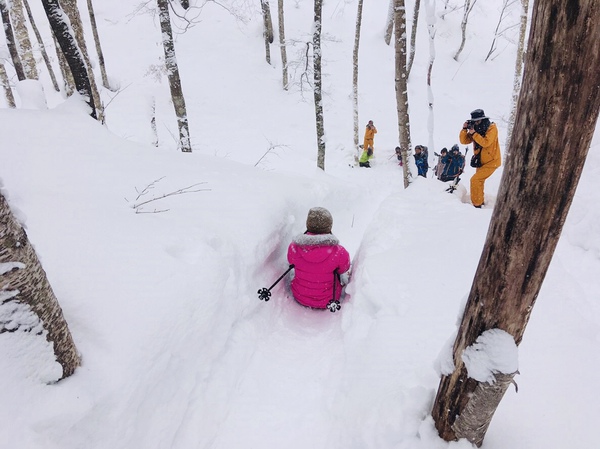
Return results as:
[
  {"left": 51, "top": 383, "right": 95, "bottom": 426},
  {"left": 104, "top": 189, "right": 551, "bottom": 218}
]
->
[
  {"left": 384, "top": 0, "right": 394, "bottom": 45},
  {"left": 352, "top": 0, "right": 364, "bottom": 157},
  {"left": 42, "top": 0, "right": 96, "bottom": 118},
  {"left": 505, "top": 0, "right": 530, "bottom": 147},
  {"left": 0, "top": 192, "right": 81, "bottom": 380},
  {"left": 53, "top": 32, "right": 75, "bottom": 95},
  {"left": 157, "top": 0, "right": 191, "bottom": 152},
  {"left": 432, "top": 1, "right": 600, "bottom": 445},
  {"left": 394, "top": 0, "right": 411, "bottom": 187},
  {"left": 407, "top": 0, "right": 420, "bottom": 77},
  {"left": 61, "top": 0, "right": 103, "bottom": 121},
  {"left": 425, "top": 0, "right": 436, "bottom": 151},
  {"left": 453, "top": 0, "right": 477, "bottom": 61},
  {"left": 0, "top": 0, "right": 26, "bottom": 81},
  {"left": 313, "top": 0, "right": 325, "bottom": 170},
  {"left": 0, "top": 60, "right": 16, "bottom": 107},
  {"left": 9, "top": 0, "right": 38, "bottom": 79},
  {"left": 23, "top": 0, "right": 60, "bottom": 91},
  {"left": 260, "top": 0, "right": 274, "bottom": 64},
  {"left": 86, "top": 0, "right": 110, "bottom": 90},
  {"left": 277, "top": 0, "right": 288, "bottom": 90}
]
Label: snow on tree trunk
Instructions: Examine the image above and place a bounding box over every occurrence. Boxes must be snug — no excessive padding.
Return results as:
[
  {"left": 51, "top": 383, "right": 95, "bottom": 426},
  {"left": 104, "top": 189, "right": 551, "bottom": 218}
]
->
[
  {"left": 9, "top": 0, "right": 39, "bottom": 80},
  {"left": 407, "top": 0, "right": 420, "bottom": 77},
  {"left": 0, "top": 0, "right": 26, "bottom": 81},
  {"left": 313, "top": 0, "right": 325, "bottom": 170},
  {"left": 157, "top": 0, "right": 191, "bottom": 153},
  {"left": 432, "top": 1, "right": 600, "bottom": 445},
  {"left": 52, "top": 32, "right": 75, "bottom": 95},
  {"left": 60, "top": 0, "right": 103, "bottom": 122},
  {"left": 352, "top": 0, "right": 364, "bottom": 156},
  {"left": 23, "top": 0, "right": 60, "bottom": 91},
  {"left": 0, "top": 192, "right": 81, "bottom": 380},
  {"left": 42, "top": 0, "right": 96, "bottom": 118},
  {"left": 260, "top": 0, "right": 274, "bottom": 64},
  {"left": 86, "top": 0, "right": 110, "bottom": 90},
  {"left": 384, "top": 0, "right": 394, "bottom": 45},
  {"left": 394, "top": 0, "right": 411, "bottom": 188},
  {"left": 425, "top": 0, "right": 436, "bottom": 151},
  {"left": 277, "top": 0, "right": 288, "bottom": 90},
  {"left": 506, "top": 0, "right": 530, "bottom": 147},
  {"left": 0, "top": 60, "right": 16, "bottom": 107}
]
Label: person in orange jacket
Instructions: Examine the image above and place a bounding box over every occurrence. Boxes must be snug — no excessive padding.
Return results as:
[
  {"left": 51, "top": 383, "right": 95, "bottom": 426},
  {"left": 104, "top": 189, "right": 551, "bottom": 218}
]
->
[
  {"left": 459, "top": 109, "right": 502, "bottom": 208},
  {"left": 363, "top": 120, "right": 377, "bottom": 154}
]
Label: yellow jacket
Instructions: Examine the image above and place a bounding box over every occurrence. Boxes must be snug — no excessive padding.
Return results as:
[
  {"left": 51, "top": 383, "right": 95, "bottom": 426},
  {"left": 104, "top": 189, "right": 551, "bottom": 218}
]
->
[
  {"left": 364, "top": 125, "right": 377, "bottom": 147},
  {"left": 459, "top": 122, "right": 501, "bottom": 168}
]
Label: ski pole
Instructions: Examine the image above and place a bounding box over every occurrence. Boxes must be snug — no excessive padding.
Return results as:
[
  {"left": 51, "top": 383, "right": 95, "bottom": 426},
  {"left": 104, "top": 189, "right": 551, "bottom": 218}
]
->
[
  {"left": 258, "top": 264, "right": 294, "bottom": 301},
  {"left": 326, "top": 270, "right": 342, "bottom": 312}
]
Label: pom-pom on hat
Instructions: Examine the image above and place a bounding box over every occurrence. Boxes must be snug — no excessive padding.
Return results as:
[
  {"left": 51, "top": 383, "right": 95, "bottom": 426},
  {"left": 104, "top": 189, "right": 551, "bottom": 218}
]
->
[{"left": 306, "top": 207, "right": 333, "bottom": 234}]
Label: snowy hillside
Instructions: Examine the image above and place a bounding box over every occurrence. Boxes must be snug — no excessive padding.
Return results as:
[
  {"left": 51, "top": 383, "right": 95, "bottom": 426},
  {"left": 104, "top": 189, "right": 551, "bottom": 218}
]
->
[{"left": 1, "top": 1, "right": 599, "bottom": 449}]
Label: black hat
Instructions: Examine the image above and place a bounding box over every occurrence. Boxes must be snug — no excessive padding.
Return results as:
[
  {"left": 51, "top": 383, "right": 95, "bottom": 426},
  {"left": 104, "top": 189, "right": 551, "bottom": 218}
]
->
[
  {"left": 469, "top": 109, "right": 488, "bottom": 121},
  {"left": 451, "top": 144, "right": 459, "bottom": 152},
  {"left": 306, "top": 207, "right": 333, "bottom": 234}
]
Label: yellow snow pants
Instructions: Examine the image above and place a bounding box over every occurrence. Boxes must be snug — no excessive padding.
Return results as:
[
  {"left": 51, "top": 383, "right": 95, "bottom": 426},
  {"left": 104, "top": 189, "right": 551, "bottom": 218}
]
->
[{"left": 470, "top": 165, "right": 498, "bottom": 207}]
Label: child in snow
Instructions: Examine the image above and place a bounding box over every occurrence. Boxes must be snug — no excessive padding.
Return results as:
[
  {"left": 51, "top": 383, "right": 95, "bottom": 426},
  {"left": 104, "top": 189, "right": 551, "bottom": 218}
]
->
[
  {"left": 395, "top": 146, "right": 403, "bottom": 166},
  {"left": 287, "top": 207, "right": 351, "bottom": 309},
  {"left": 440, "top": 144, "right": 465, "bottom": 182},
  {"left": 414, "top": 145, "right": 429, "bottom": 177},
  {"left": 434, "top": 148, "right": 448, "bottom": 179},
  {"left": 359, "top": 146, "right": 374, "bottom": 168}
]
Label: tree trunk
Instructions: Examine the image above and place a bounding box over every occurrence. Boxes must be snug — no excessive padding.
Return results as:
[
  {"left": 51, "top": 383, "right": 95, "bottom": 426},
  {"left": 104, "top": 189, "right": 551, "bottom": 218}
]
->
[
  {"left": 0, "top": 193, "right": 81, "bottom": 380},
  {"left": 407, "top": 0, "right": 420, "bottom": 77},
  {"left": 384, "top": 0, "right": 394, "bottom": 45},
  {"left": 454, "top": 0, "right": 477, "bottom": 61},
  {"left": 157, "top": 0, "right": 191, "bottom": 152},
  {"left": 425, "top": 0, "right": 436, "bottom": 151},
  {"left": 0, "top": 0, "right": 26, "bottom": 81},
  {"left": 394, "top": 0, "right": 411, "bottom": 188},
  {"left": 432, "top": 1, "right": 600, "bottom": 445},
  {"left": 60, "top": 0, "right": 103, "bottom": 121},
  {"left": 23, "top": 0, "right": 60, "bottom": 91},
  {"left": 505, "top": 0, "right": 530, "bottom": 147},
  {"left": 53, "top": 32, "right": 76, "bottom": 95},
  {"left": 352, "top": 0, "right": 364, "bottom": 157},
  {"left": 9, "top": 0, "right": 39, "bottom": 79},
  {"left": 86, "top": 0, "right": 110, "bottom": 90},
  {"left": 260, "top": 0, "right": 274, "bottom": 64},
  {"left": 313, "top": 0, "right": 325, "bottom": 170},
  {"left": 0, "top": 60, "right": 16, "bottom": 107},
  {"left": 277, "top": 0, "right": 288, "bottom": 90},
  {"left": 42, "top": 0, "right": 96, "bottom": 118}
]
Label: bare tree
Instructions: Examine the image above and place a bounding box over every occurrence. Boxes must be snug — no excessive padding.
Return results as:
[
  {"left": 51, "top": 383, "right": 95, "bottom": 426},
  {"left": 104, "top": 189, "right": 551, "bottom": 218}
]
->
[
  {"left": 313, "top": 0, "right": 325, "bottom": 170},
  {"left": 1, "top": 192, "right": 81, "bottom": 380},
  {"left": 453, "top": 0, "right": 478, "bottom": 61},
  {"left": 384, "top": 0, "right": 394, "bottom": 45},
  {"left": 52, "top": 32, "right": 75, "bottom": 95},
  {"left": 260, "top": 0, "right": 274, "bottom": 64},
  {"left": 407, "top": 0, "right": 420, "bottom": 77},
  {"left": 0, "top": 0, "right": 26, "bottom": 81},
  {"left": 505, "top": 0, "right": 530, "bottom": 147},
  {"left": 22, "top": 0, "right": 60, "bottom": 91},
  {"left": 157, "top": 0, "right": 191, "bottom": 152},
  {"left": 394, "top": 0, "right": 411, "bottom": 188},
  {"left": 10, "top": 0, "right": 39, "bottom": 80},
  {"left": 352, "top": 0, "right": 364, "bottom": 159},
  {"left": 41, "top": 0, "right": 97, "bottom": 118},
  {"left": 424, "top": 0, "right": 436, "bottom": 150},
  {"left": 86, "top": 0, "right": 110, "bottom": 90},
  {"left": 432, "top": 0, "right": 600, "bottom": 445},
  {"left": 485, "top": 0, "right": 519, "bottom": 61},
  {"left": 277, "top": 0, "right": 288, "bottom": 89},
  {"left": 0, "top": 60, "right": 16, "bottom": 107}
]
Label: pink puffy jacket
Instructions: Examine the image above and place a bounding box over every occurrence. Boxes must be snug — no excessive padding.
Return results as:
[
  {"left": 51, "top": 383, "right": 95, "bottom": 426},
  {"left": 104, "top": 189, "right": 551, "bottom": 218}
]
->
[{"left": 287, "top": 233, "right": 351, "bottom": 309}]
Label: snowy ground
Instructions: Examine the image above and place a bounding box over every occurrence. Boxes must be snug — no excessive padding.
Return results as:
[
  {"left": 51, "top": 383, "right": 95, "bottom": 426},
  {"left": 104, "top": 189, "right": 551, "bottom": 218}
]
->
[{"left": 1, "top": 1, "right": 599, "bottom": 448}]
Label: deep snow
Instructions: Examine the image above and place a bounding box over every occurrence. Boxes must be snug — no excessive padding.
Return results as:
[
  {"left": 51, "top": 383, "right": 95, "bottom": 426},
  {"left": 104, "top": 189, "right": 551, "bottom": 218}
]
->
[{"left": 1, "top": 1, "right": 599, "bottom": 448}]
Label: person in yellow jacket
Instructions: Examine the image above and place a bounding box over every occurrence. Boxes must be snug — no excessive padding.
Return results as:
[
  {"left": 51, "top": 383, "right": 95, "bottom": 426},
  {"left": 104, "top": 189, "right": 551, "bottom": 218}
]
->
[
  {"left": 459, "top": 109, "right": 502, "bottom": 208},
  {"left": 363, "top": 120, "right": 377, "bottom": 153}
]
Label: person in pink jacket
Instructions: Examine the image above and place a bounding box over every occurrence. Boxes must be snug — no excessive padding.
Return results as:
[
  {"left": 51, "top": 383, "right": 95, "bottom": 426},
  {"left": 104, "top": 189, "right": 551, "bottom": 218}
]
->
[{"left": 287, "top": 207, "right": 351, "bottom": 309}]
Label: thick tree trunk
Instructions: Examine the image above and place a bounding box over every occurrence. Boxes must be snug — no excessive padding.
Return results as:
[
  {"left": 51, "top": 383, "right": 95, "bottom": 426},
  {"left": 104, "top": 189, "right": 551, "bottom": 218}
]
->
[
  {"left": 0, "top": 193, "right": 81, "bottom": 380},
  {"left": 394, "top": 0, "right": 411, "bottom": 187},
  {"left": 432, "top": 1, "right": 600, "bottom": 446},
  {"left": 0, "top": 0, "right": 26, "bottom": 81},
  {"left": 23, "top": 0, "right": 60, "bottom": 91},
  {"left": 10, "top": 0, "right": 39, "bottom": 79},
  {"left": 313, "top": 0, "right": 325, "bottom": 170},
  {"left": 157, "top": 0, "right": 191, "bottom": 152},
  {"left": 0, "top": 61, "right": 16, "bottom": 107},
  {"left": 42, "top": 0, "right": 96, "bottom": 118},
  {"left": 352, "top": 0, "right": 364, "bottom": 156},
  {"left": 277, "top": 0, "right": 288, "bottom": 90},
  {"left": 86, "top": 0, "right": 110, "bottom": 90}
]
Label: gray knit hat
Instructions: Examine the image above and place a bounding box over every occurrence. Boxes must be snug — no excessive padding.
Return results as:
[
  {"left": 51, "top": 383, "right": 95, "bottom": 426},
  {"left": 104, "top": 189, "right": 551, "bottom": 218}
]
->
[{"left": 306, "top": 207, "right": 333, "bottom": 234}]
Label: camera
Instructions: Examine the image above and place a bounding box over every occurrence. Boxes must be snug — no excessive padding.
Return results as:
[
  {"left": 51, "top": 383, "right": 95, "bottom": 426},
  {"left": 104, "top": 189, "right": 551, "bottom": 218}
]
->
[{"left": 466, "top": 119, "right": 475, "bottom": 129}]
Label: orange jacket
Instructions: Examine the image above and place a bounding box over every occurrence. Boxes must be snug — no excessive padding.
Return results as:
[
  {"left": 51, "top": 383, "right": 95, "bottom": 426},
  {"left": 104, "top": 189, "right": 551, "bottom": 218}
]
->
[
  {"left": 363, "top": 125, "right": 377, "bottom": 147},
  {"left": 459, "top": 122, "right": 501, "bottom": 168}
]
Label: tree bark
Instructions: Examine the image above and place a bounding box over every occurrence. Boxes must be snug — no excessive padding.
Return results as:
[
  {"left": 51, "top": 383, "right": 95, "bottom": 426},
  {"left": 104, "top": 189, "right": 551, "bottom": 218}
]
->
[
  {"left": 0, "top": 60, "right": 16, "bottom": 107},
  {"left": 432, "top": 1, "right": 600, "bottom": 445},
  {"left": 454, "top": 0, "right": 477, "bottom": 61},
  {"left": 86, "top": 0, "right": 110, "bottom": 90},
  {"left": 23, "top": 0, "right": 60, "bottom": 91},
  {"left": 260, "top": 0, "right": 274, "bottom": 64},
  {"left": 394, "top": 0, "right": 411, "bottom": 187},
  {"left": 313, "top": 0, "right": 325, "bottom": 170},
  {"left": 42, "top": 0, "right": 96, "bottom": 118},
  {"left": 352, "top": 0, "right": 364, "bottom": 157},
  {"left": 407, "top": 0, "right": 420, "bottom": 77},
  {"left": 52, "top": 32, "right": 76, "bottom": 95},
  {"left": 0, "top": 193, "right": 81, "bottom": 380},
  {"left": 277, "top": 0, "right": 288, "bottom": 90},
  {"left": 157, "top": 0, "right": 191, "bottom": 152},
  {"left": 0, "top": 0, "right": 26, "bottom": 81},
  {"left": 9, "top": 0, "right": 39, "bottom": 79},
  {"left": 384, "top": 0, "right": 394, "bottom": 45}
]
